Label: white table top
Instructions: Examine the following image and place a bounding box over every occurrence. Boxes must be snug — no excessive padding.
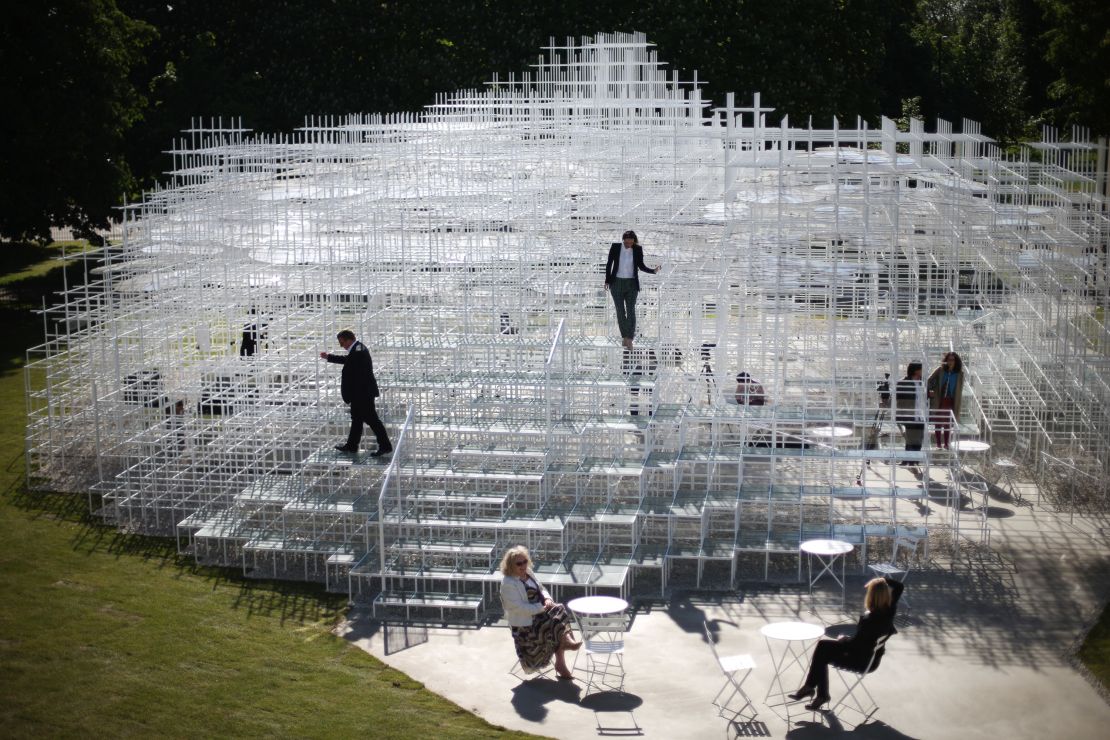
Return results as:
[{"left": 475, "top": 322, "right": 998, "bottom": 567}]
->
[
  {"left": 567, "top": 595, "right": 628, "bottom": 615},
  {"left": 760, "top": 621, "right": 825, "bottom": 641},
  {"left": 809, "top": 425, "right": 853, "bottom": 438},
  {"left": 800, "top": 538, "right": 854, "bottom": 556},
  {"left": 954, "top": 439, "right": 991, "bottom": 452}
]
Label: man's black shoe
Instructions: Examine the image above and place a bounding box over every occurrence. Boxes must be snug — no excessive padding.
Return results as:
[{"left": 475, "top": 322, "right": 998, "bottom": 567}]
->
[
  {"left": 334, "top": 444, "right": 358, "bottom": 453},
  {"left": 370, "top": 447, "right": 393, "bottom": 458}
]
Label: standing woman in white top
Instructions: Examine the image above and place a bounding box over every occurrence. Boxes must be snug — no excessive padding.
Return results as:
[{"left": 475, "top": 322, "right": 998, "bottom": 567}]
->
[
  {"left": 499, "top": 545, "right": 580, "bottom": 679},
  {"left": 604, "top": 230, "right": 661, "bottom": 349}
]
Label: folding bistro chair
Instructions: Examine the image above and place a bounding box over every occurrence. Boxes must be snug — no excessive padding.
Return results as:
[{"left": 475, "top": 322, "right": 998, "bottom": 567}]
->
[
  {"left": 991, "top": 435, "right": 1031, "bottom": 507},
  {"left": 829, "top": 632, "right": 892, "bottom": 722},
  {"left": 703, "top": 621, "right": 757, "bottom": 720},
  {"left": 577, "top": 613, "right": 629, "bottom": 694},
  {"left": 508, "top": 656, "right": 553, "bottom": 681},
  {"left": 867, "top": 535, "right": 920, "bottom": 611}
]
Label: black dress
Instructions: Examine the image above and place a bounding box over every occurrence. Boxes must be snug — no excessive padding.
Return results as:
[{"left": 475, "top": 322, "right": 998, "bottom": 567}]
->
[{"left": 801, "top": 577, "right": 905, "bottom": 696}]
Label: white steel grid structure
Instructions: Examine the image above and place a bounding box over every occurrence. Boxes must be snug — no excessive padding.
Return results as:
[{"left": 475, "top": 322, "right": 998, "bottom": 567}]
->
[{"left": 25, "top": 32, "right": 1109, "bottom": 622}]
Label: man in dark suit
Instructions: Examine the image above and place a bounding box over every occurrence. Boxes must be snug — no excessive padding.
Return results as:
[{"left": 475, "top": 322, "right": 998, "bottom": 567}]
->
[
  {"left": 320, "top": 329, "right": 392, "bottom": 456},
  {"left": 240, "top": 308, "right": 265, "bottom": 357},
  {"left": 895, "top": 362, "right": 925, "bottom": 459},
  {"left": 604, "top": 230, "right": 660, "bottom": 349}
]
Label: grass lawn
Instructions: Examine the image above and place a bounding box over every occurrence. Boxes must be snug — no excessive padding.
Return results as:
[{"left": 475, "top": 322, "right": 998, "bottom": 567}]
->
[
  {"left": 1079, "top": 602, "right": 1110, "bottom": 693},
  {"left": 0, "top": 243, "right": 541, "bottom": 739},
  {"left": 0, "top": 241, "right": 96, "bottom": 286}
]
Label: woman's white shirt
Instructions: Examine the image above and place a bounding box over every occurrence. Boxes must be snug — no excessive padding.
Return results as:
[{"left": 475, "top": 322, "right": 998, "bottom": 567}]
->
[{"left": 500, "top": 574, "right": 550, "bottom": 627}]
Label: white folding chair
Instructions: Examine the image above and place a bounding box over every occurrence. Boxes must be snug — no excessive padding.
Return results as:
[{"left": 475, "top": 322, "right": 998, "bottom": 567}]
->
[
  {"left": 867, "top": 535, "right": 920, "bottom": 610},
  {"left": 577, "top": 613, "right": 629, "bottom": 694},
  {"left": 703, "top": 621, "right": 757, "bottom": 720},
  {"left": 991, "top": 435, "right": 1031, "bottom": 507},
  {"left": 508, "top": 656, "right": 553, "bottom": 681},
  {"left": 829, "top": 631, "right": 892, "bottom": 722}
]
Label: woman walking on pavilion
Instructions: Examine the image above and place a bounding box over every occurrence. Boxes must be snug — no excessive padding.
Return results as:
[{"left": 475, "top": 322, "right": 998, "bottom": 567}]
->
[{"left": 604, "top": 230, "right": 661, "bottom": 349}]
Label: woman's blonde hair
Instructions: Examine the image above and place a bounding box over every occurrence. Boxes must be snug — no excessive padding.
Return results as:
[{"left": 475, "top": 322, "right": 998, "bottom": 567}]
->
[
  {"left": 500, "top": 545, "right": 532, "bottom": 576},
  {"left": 864, "top": 577, "right": 892, "bottom": 612}
]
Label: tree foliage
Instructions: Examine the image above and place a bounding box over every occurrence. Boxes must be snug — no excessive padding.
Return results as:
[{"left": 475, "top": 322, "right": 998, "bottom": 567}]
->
[
  {"left": 911, "top": 0, "right": 1035, "bottom": 141},
  {"left": 1040, "top": 0, "right": 1110, "bottom": 135},
  {"left": 3, "top": 0, "right": 1106, "bottom": 241},
  {"left": 0, "top": 1, "right": 153, "bottom": 242}
]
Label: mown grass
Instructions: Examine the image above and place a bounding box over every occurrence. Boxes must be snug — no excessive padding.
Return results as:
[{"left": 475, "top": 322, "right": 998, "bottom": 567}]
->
[
  {"left": 1079, "top": 602, "right": 1110, "bottom": 693},
  {"left": 0, "top": 244, "right": 541, "bottom": 739},
  {"left": 0, "top": 240, "right": 95, "bottom": 286}
]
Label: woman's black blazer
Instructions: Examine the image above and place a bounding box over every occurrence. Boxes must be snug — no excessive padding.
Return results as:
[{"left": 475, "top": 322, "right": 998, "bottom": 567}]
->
[
  {"left": 605, "top": 243, "right": 657, "bottom": 291},
  {"left": 835, "top": 577, "right": 905, "bottom": 672}
]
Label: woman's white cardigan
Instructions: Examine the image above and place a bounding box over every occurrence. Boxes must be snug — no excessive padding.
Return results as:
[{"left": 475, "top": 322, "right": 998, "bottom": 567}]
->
[{"left": 501, "top": 573, "right": 550, "bottom": 627}]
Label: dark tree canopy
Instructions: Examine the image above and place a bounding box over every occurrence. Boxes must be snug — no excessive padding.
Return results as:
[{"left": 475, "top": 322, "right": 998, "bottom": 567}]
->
[
  {"left": 2, "top": 0, "right": 1106, "bottom": 242},
  {"left": 1041, "top": 0, "right": 1110, "bottom": 135},
  {"left": 0, "top": 1, "right": 153, "bottom": 242}
]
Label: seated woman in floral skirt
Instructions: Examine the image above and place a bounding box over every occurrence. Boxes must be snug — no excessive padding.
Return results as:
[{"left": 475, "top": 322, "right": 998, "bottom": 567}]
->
[{"left": 499, "top": 545, "right": 581, "bottom": 679}]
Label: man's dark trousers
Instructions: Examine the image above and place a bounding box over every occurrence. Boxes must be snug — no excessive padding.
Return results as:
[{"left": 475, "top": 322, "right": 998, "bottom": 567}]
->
[{"left": 348, "top": 397, "right": 390, "bottom": 451}]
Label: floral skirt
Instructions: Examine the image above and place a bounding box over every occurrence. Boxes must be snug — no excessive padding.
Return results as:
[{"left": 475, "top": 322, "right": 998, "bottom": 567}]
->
[{"left": 511, "top": 604, "right": 574, "bottom": 673}]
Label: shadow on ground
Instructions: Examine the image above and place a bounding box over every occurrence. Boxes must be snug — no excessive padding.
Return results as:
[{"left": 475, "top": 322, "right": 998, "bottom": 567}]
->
[
  {"left": 510, "top": 676, "right": 583, "bottom": 721},
  {"left": 786, "top": 717, "right": 919, "bottom": 738}
]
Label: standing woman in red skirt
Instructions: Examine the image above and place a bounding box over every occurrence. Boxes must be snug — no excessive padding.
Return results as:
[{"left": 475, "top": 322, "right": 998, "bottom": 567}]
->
[{"left": 927, "top": 351, "right": 964, "bottom": 449}]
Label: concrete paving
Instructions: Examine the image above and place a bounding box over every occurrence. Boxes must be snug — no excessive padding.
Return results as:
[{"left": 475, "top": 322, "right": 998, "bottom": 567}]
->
[{"left": 338, "top": 480, "right": 1110, "bottom": 739}]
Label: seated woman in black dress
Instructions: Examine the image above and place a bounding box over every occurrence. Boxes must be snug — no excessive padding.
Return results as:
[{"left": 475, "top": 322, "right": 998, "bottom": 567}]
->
[
  {"left": 789, "top": 576, "right": 904, "bottom": 709},
  {"left": 499, "top": 545, "right": 581, "bottom": 679}
]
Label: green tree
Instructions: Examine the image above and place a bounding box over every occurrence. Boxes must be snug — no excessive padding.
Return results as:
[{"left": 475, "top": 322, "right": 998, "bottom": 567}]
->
[
  {"left": 0, "top": 1, "right": 154, "bottom": 242},
  {"left": 116, "top": 1, "right": 935, "bottom": 184},
  {"left": 912, "top": 0, "right": 1032, "bottom": 142},
  {"left": 1040, "top": 0, "right": 1110, "bottom": 135}
]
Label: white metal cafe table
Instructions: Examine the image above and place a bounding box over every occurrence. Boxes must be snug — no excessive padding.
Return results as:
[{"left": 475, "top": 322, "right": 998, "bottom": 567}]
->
[
  {"left": 567, "top": 596, "right": 630, "bottom": 693},
  {"left": 566, "top": 596, "right": 630, "bottom": 644},
  {"left": 953, "top": 439, "right": 991, "bottom": 454},
  {"left": 808, "top": 426, "right": 853, "bottom": 453},
  {"left": 567, "top": 595, "right": 628, "bottom": 615},
  {"left": 761, "top": 621, "right": 825, "bottom": 714},
  {"left": 800, "top": 538, "right": 854, "bottom": 605}
]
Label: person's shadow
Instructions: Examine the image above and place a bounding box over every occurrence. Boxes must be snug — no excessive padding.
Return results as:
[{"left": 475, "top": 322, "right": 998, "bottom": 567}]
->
[{"left": 509, "top": 677, "right": 582, "bottom": 721}]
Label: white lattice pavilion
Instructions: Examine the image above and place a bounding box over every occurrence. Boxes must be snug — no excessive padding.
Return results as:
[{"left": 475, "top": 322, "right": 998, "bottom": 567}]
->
[{"left": 26, "top": 32, "right": 1109, "bottom": 621}]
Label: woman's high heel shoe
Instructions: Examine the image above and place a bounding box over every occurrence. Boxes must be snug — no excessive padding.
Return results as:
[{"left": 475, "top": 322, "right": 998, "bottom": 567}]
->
[
  {"left": 788, "top": 686, "right": 815, "bottom": 701},
  {"left": 805, "top": 694, "right": 831, "bottom": 711}
]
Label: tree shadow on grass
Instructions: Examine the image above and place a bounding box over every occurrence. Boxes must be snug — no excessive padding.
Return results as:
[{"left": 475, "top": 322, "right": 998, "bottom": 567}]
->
[
  {"left": 0, "top": 241, "right": 55, "bottom": 271},
  {"left": 1, "top": 248, "right": 101, "bottom": 376}
]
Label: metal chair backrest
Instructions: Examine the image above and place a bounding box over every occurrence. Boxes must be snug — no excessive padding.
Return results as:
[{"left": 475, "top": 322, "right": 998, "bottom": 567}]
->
[
  {"left": 861, "top": 631, "right": 893, "bottom": 675},
  {"left": 579, "top": 613, "right": 627, "bottom": 652},
  {"left": 891, "top": 536, "right": 920, "bottom": 564},
  {"left": 995, "top": 433, "right": 1030, "bottom": 463}
]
